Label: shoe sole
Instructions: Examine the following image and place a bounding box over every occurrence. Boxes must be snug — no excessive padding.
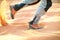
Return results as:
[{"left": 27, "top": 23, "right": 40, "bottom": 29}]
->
[{"left": 28, "top": 23, "right": 43, "bottom": 30}]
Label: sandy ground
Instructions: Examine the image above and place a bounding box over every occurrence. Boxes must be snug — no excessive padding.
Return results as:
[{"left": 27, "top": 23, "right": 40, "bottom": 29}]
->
[{"left": 0, "top": 0, "right": 60, "bottom": 40}]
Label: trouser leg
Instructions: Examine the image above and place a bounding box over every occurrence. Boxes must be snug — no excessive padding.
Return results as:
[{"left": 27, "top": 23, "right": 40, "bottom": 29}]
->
[
  {"left": 10, "top": 0, "right": 40, "bottom": 19},
  {"left": 30, "top": 0, "right": 52, "bottom": 24},
  {"left": 13, "top": 3, "right": 26, "bottom": 11},
  {"left": 13, "top": 0, "right": 38, "bottom": 11}
]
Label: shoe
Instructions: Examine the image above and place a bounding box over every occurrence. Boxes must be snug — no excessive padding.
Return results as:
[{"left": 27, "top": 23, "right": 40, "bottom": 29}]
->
[
  {"left": 10, "top": 6, "right": 16, "bottom": 19},
  {"left": 28, "top": 22, "right": 43, "bottom": 30}
]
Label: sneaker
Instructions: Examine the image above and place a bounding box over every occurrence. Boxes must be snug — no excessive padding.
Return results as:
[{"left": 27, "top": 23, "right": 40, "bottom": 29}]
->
[
  {"left": 28, "top": 22, "right": 43, "bottom": 30},
  {"left": 10, "top": 6, "right": 16, "bottom": 19}
]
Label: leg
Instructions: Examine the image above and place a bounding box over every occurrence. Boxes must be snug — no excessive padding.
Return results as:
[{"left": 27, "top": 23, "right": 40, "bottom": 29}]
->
[
  {"left": 29, "top": 0, "right": 52, "bottom": 29},
  {"left": 10, "top": 2, "right": 26, "bottom": 19},
  {"left": 10, "top": 0, "right": 39, "bottom": 19}
]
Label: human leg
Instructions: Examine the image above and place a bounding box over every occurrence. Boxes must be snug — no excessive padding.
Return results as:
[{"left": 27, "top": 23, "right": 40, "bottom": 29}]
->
[
  {"left": 29, "top": 0, "right": 52, "bottom": 29},
  {"left": 10, "top": 0, "right": 39, "bottom": 19}
]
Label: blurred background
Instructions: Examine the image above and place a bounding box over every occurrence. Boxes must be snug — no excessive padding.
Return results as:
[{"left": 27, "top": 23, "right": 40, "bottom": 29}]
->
[
  {"left": 0, "top": 0, "right": 60, "bottom": 3},
  {"left": 52, "top": 0, "right": 60, "bottom": 3},
  {"left": 0, "top": 0, "right": 60, "bottom": 40}
]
